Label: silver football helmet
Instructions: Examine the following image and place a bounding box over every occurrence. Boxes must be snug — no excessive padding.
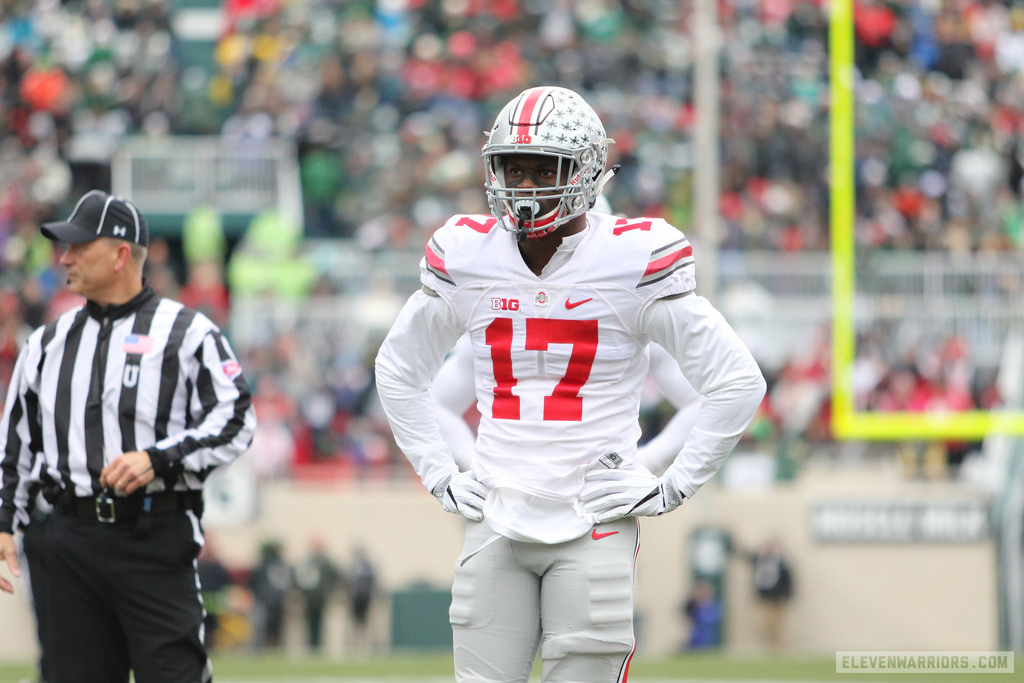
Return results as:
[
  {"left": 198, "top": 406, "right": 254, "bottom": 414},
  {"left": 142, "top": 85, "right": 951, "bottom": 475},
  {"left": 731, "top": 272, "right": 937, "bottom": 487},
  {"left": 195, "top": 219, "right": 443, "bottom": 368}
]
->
[{"left": 483, "top": 86, "right": 616, "bottom": 239}]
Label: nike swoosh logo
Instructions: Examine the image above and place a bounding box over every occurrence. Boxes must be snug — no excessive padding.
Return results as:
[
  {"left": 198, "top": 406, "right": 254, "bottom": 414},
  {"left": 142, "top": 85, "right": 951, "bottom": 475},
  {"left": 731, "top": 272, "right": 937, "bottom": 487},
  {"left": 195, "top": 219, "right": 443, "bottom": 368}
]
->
[
  {"left": 565, "top": 297, "right": 593, "bottom": 309},
  {"left": 592, "top": 529, "right": 619, "bottom": 540}
]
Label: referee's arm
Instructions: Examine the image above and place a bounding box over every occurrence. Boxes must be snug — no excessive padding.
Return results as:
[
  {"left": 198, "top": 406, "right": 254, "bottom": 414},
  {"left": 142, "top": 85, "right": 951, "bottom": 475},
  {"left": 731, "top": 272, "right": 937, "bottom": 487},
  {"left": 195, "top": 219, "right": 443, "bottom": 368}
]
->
[
  {"left": 0, "top": 535, "right": 18, "bottom": 593},
  {"left": 142, "top": 326, "right": 256, "bottom": 479},
  {"left": 0, "top": 341, "right": 41, "bottom": 593}
]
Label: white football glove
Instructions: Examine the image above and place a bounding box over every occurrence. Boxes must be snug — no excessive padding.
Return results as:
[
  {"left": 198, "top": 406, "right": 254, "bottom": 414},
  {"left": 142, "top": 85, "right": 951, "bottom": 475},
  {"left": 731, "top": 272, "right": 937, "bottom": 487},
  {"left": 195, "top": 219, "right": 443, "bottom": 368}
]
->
[
  {"left": 580, "top": 467, "right": 684, "bottom": 524},
  {"left": 432, "top": 471, "right": 489, "bottom": 522}
]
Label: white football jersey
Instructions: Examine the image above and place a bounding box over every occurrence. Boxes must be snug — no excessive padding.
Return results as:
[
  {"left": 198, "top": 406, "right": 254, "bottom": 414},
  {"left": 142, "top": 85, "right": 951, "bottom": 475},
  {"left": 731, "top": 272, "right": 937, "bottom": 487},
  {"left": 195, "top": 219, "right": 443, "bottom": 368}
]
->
[{"left": 421, "top": 212, "right": 695, "bottom": 540}]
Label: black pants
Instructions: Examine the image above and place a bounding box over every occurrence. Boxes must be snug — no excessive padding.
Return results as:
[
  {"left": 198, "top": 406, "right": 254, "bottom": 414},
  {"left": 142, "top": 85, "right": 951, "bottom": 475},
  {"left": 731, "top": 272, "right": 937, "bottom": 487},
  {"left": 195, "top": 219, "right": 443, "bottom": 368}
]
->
[
  {"left": 32, "top": 509, "right": 210, "bottom": 683},
  {"left": 305, "top": 601, "right": 326, "bottom": 650},
  {"left": 22, "top": 514, "right": 53, "bottom": 683}
]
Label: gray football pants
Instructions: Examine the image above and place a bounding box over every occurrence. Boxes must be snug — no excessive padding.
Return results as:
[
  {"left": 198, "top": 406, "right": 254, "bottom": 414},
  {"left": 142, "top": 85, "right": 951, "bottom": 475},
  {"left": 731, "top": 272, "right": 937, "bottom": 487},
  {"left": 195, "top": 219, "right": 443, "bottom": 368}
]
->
[{"left": 450, "top": 517, "right": 639, "bottom": 683}]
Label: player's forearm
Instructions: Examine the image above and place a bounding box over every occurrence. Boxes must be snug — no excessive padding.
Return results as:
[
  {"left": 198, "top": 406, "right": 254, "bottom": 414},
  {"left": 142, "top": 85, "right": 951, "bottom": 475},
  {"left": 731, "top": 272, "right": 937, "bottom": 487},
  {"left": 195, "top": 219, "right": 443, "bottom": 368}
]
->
[
  {"left": 664, "top": 371, "right": 765, "bottom": 497},
  {"left": 636, "top": 400, "right": 701, "bottom": 476},
  {"left": 435, "top": 402, "right": 476, "bottom": 471},
  {"left": 643, "top": 294, "right": 766, "bottom": 497},
  {"left": 374, "top": 290, "right": 464, "bottom": 492},
  {"left": 376, "top": 366, "right": 458, "bottom": 492},
  {"left": 430, "top": 339, "right": 478, "bottom": 471},
  {"left": 664, "top": 340, "right": 764, "bottom": 497}
]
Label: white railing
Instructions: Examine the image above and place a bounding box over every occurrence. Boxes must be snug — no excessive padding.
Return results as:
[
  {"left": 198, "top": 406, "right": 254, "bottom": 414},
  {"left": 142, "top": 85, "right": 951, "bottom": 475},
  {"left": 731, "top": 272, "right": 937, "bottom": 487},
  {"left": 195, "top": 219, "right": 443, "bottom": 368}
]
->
[
  {"left": 228, "top": 247, "right": 1024, "bottom": 373},
  {"left": 110, "top": 135, "right": 303, "bottom": 229}
]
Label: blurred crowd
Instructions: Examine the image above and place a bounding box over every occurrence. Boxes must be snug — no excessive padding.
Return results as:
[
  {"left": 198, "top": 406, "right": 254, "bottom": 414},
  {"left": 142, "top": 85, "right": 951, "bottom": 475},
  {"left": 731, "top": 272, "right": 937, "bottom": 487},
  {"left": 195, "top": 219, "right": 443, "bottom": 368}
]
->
[
  {"left": 198, "top": 536, "right": 378, "bottom": 654},
  {"left": 2, "top": 0, "right": 1021, "bottom": 482}
]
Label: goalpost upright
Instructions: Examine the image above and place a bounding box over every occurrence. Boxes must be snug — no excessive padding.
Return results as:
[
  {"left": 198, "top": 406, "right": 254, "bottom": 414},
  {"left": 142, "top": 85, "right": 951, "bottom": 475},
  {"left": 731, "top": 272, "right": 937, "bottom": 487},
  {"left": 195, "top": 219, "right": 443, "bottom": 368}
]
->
[{"left": 828, "top": 0, "right": 1024, "bottom": 440}]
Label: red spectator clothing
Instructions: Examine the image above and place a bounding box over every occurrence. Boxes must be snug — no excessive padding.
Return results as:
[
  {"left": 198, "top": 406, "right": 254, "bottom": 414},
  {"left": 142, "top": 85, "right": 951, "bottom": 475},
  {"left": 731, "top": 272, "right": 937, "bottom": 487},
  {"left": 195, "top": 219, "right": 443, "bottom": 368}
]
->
[
  {"left": 179, "top": 271, "right": 231, "bottom": 328},
  {"left": 855, "top": 1, "right": 897, "bottom": 47},
  {"left": 221, "top": 0, "right": 281, "bottom": 35}
]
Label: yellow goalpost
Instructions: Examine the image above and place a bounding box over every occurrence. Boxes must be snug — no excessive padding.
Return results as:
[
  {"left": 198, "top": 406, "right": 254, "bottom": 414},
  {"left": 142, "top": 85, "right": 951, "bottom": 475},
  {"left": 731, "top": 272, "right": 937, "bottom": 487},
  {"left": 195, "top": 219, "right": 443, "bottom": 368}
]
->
[{"left": 828, "top": 0, "right": 1024, "bottom": 440}]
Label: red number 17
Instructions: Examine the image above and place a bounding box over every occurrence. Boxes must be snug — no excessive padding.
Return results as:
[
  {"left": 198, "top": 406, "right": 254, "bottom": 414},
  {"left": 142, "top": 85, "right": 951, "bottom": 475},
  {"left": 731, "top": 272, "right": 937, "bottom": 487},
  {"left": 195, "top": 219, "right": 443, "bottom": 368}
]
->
[{"left": 485, "top": 317, "right": 598, "bottom": 421}]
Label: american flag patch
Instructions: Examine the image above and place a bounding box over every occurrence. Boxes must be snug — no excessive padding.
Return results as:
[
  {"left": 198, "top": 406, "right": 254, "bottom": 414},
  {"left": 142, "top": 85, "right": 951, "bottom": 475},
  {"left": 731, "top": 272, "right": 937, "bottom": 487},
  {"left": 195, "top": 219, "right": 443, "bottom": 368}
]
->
[
  {"left": 222, "top": 361, "right": 242, "bottom": 379},
  {"left": 123, "top": 334, "right": 153, "bottom": 354}
]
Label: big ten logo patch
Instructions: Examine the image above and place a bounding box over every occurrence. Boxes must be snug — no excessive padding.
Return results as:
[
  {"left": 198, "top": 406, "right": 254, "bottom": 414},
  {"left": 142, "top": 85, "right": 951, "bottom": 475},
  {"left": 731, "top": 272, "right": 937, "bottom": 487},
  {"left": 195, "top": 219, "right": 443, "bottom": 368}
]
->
[{"left": 490, "top": 297, "right": 520, "bottom": 311}]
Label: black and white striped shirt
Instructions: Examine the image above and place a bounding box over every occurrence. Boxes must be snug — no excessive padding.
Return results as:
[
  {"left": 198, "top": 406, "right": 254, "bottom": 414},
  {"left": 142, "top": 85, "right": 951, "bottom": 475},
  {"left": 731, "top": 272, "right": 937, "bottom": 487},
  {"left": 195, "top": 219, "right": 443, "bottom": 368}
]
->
[{"left": 0, "top": 285, "right": 257, "bottom": 533}]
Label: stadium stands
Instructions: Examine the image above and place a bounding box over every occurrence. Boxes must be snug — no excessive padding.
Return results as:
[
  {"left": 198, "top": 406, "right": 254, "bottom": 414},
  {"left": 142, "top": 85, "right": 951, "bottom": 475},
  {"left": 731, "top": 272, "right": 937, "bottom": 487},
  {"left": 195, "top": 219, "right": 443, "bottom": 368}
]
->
[{"left": 0, "top": 0, "right": 1021, "bottom": 479}]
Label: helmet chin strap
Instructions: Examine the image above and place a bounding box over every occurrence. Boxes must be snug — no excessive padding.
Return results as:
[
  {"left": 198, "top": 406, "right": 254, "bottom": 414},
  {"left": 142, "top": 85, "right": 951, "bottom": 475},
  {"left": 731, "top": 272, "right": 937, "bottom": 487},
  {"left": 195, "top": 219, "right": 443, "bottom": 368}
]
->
[
  {"left": 513, "top": 201, "right": 559, "bottom": 240},
  {"left": 511, "top": 166, "right": 619, "bottom": 238}
]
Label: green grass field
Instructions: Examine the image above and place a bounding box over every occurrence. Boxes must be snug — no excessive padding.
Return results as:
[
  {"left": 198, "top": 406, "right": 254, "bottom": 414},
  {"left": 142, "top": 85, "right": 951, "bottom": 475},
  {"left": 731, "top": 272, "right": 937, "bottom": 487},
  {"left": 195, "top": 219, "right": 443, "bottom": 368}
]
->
[{"left": 0, "top": 651, "right": 1015, "bottom": 682}]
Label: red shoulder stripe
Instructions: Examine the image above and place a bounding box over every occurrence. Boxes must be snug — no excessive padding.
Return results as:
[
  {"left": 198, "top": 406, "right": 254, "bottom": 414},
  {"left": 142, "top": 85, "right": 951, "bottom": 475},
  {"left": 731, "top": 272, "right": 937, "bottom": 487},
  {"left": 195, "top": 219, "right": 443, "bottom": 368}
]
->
[
  {"left": 425, "top": 237, "right": 455, "bottom": 286},
  {"left": 638, "top": 238, "right": 694, "bottom": 288},
  {"left": 425, "top": 242, "right": 447, "bottom": 275},
  {"left": 643, "top": 244, "right": 692, "bottom": 277}
]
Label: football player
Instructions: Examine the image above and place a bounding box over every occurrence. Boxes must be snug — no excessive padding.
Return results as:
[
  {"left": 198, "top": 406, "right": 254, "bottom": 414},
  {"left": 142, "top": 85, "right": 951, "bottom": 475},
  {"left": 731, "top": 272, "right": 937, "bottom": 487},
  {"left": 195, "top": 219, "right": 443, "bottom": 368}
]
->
[
  {"left": 375, "top": 85, "right": 765, "bottom": 683},
  {"left": 432, "top": 322, "right": 704, "bottom": 475}
]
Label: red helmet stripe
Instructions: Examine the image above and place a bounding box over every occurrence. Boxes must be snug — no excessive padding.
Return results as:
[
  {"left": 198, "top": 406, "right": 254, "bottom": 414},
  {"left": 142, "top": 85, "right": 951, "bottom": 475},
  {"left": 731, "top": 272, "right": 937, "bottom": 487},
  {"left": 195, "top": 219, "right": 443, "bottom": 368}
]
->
[{"left": 513, "top": 87, "right": 549, "bottom": 139}]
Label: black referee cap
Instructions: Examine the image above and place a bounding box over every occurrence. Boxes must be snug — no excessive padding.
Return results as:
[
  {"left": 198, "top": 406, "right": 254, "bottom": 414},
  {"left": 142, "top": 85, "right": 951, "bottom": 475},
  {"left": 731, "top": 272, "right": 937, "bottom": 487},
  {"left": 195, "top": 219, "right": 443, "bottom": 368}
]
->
[{"left": 41, "top": 190, "right": 149, "bottom": 246}]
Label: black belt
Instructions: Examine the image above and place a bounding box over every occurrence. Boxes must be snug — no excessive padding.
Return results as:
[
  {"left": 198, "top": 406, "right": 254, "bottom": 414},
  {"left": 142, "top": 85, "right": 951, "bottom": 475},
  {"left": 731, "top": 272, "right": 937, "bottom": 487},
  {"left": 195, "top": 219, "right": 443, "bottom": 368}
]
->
[{"left": 58, "top": 490, "right": 203, "bottom": 524}]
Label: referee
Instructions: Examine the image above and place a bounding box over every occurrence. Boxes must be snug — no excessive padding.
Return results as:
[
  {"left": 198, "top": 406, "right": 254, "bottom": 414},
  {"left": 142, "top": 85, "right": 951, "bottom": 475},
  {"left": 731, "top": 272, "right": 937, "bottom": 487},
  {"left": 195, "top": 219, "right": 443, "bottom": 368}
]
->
[{"left": 0, "top": 190, "right": 257, "bottom": 683}]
